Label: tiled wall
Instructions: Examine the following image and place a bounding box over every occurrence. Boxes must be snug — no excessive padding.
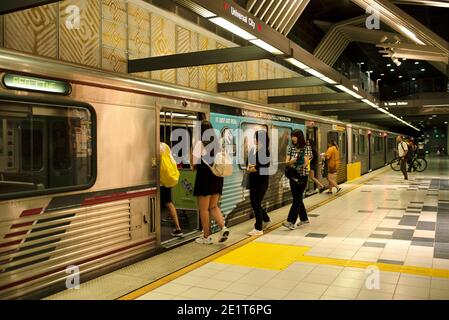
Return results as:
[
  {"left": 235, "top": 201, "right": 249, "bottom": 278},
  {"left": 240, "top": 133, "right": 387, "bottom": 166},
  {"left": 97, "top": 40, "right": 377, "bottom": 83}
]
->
[{"left": 0, "top": 0, "right": 329, "bottom": 109}]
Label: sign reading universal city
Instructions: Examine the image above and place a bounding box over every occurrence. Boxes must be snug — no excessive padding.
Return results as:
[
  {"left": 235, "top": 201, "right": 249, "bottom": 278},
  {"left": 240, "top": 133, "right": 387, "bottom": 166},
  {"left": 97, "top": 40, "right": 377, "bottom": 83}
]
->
[
  {"left": 2, "top": 73, "right": 71, "bottom": 95},
  {"left": 223, "top": 1, "right": 260, "bottom": 32}
]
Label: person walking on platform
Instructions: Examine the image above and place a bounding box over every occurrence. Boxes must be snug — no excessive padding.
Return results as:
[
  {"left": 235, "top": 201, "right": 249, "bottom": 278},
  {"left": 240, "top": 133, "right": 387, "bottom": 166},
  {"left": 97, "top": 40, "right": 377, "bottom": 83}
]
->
[
  {"left": 283, "top": 129, "right": 312, "bottom": 230},
  {"left": 247, "top": 130, "right": 271, "bottom": 236},
  {"left": 307, "top": 139, "right": 326, "bottom": 193},
  {"left": 160, "top": 142, "right": 183, "bottom": 237},
  {"left": 397, "top": 136, "right": 409, "bottom": 180},
  {"left": 324, "top": 140, "right": 342, "bottom": 194},
  {"left": 407, "top": 139, "right": 416, "bottom": 172},
  {"left": 191, "top": 120, "right": 230, "bottom": 244}
]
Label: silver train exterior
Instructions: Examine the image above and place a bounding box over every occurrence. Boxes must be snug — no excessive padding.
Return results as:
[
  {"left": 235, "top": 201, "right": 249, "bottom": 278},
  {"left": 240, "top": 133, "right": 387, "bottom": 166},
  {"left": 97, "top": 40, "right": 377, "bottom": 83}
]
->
[{"left": 0, "top": 49, "right": 401, "bottom": 299}]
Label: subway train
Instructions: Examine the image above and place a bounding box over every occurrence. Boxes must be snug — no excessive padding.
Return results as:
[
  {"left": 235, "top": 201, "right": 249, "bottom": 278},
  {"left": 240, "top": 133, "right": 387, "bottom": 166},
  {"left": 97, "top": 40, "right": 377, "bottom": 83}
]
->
[{"left": 0, "top": 49, "right": 401, "bottom": 299}]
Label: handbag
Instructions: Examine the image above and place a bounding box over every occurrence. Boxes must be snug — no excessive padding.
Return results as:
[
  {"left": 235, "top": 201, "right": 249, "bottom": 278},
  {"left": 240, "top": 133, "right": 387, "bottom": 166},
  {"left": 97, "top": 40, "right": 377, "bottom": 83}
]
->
[{"left": 241, "top": 171, "right": 250, "bottom": 189}]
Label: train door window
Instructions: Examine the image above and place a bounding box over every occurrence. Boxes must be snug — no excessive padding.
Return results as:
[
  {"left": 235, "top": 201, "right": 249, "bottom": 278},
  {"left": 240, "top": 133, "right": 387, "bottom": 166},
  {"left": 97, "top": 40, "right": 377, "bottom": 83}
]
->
[
  {"left": 375, "top": 136, "right": 383, "bottom": 152},
  {"left": 341, "top": 132, "right": 346, "bottom": 159},
  {"left": 240, "top": 123, "right": 268, "bottom": 169},
  {"left": 358, "top": 135, "right": 366, "bottom": 155},
  {"left": 327, "top": 131, "right": 339, "bottom": 148},
  {"left": 352, "top": 134, "right": 357, "bottom": 155},
  {"left": 0, "top": 101, "right": 95, "bottom": 199},
  {"left": 160, "top": 110, "right": 201, "bottom": 168}
]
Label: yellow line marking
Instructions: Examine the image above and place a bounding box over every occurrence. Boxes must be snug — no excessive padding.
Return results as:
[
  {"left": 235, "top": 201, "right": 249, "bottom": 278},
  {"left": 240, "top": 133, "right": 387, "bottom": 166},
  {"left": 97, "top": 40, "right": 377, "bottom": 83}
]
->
[
  {"left": 215, "top": 242, "right": 449, "bottom": 278},
  {"left": 119, "top": 168, "right": 389, "bottom": 300}
]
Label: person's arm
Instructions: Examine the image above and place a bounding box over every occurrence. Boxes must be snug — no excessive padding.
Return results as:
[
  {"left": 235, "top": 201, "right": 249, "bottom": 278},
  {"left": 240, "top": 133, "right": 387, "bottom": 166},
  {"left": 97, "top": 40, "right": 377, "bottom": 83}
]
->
[
  {"left": 191, "top": 141, "right": 201, "bottom": 170},
  {"left": 286, "top": 146, "right": 296, "bottom": 166}
]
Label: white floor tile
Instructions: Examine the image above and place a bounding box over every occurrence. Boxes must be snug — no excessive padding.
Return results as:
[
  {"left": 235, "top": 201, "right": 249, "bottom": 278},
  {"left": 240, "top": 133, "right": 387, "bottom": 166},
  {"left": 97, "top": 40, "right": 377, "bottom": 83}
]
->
[{"left": 395, "top": 284, "right": 430, "bottom": 299}]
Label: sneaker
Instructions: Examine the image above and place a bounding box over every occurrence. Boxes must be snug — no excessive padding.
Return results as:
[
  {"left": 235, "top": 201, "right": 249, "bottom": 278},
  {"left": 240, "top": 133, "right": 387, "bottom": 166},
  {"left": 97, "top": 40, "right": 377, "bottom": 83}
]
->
[
  {"left": 262, "top": 221, "right": 270, "bottom": 230},
  {"left": 297, "top": 220, "right": 310, "bottom": 227},
  {"left": 247, "top": 229, "right": 263, "bottom": 236},
  {"left": 282, "top": 222, "right": 296, "bottom": 230},
  {"left": 219, "top": 227, "right": 230, "bottom": 243},
  {"left": 171, "top": 229, "right": 184, "bottom": 237},
  {"left": 195, "top": 236, "right": 213, "bottom": 245},
  {"left": 319, "top": 187, "right": 326, "bottom": 193},
  {"left": 336, "top": 187, "right": 342, "bottom": 194}
]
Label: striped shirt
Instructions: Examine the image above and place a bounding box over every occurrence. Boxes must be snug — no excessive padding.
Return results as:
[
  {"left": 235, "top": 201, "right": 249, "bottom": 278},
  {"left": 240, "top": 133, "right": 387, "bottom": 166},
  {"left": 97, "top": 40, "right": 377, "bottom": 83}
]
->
[{"left": 288, "top": 145, "right": 313, "bottom": 177}]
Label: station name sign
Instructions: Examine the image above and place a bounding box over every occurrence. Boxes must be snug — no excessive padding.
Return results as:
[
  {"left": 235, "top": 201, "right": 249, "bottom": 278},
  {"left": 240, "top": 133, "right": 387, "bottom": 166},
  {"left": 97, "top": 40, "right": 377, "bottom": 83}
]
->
[
  {"left": 224, "top": 1, "right": 260, "bottom": 32},
  {"left": 2, "top": 73, "right": 72, "bottom": 95}
]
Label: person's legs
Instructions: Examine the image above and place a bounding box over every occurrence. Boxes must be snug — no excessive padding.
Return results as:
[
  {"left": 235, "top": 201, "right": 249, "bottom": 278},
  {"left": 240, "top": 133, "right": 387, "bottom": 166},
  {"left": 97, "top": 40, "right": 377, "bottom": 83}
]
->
[
  {"left": 287, "top": 179, "right": 300, "bottom": 224},
  {"left": 400, "top": 158, "right": 408, "bottom": 180},
  {"left": 209, "top": 193, "right": 225, "bottom": 229},
  {"left": 309, "top": 169, "right": 324, "bottom": 189},
  {"left": 165, "top": 202, "right": 181, "bottom": 231},
  {"left": 197, "top": 196, "right": 211, "bottom": 237},
  {"left": 250, "top": 185, "right": 264, "bottom": 231},
  {"left": 297, "top": 177, "right": 309, "bottom": 222}
]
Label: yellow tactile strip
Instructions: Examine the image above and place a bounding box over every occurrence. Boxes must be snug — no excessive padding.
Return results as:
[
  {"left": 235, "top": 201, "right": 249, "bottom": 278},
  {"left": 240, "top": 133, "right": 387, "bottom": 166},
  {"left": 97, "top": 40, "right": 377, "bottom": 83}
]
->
[{"left": 215, "top": 242, "right": 449, "bottom": 278}]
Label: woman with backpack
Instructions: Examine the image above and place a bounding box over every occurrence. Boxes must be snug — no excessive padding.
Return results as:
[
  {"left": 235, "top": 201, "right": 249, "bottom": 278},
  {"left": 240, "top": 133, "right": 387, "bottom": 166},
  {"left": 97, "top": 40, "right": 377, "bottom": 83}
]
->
[
  {"left": 282, "top": 129, "right": 312, "bottom": 230},
  {"left": 191, "top": 120, "right": 230, "bottom": 244},
  {"left": 246, "top": 130, "right": 271, "bottom": 236}
]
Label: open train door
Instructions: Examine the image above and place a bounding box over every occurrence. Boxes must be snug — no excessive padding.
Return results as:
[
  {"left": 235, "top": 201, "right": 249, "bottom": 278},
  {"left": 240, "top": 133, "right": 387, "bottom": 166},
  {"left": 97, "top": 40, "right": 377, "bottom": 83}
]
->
[
  {"left": 306, "top": 122, "right": 319, "bottom": 194},
  {"left": 368, "top": 130, "right": 372, "bottom": 171}
]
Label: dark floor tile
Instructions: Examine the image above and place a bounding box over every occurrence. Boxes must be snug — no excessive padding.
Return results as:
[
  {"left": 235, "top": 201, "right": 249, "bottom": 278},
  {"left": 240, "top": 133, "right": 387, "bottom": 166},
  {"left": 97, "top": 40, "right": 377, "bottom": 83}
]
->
[
  {"left": 411, "top": 241, "right": 434, "bottom": 247},
  {"left": 370, "top": 234, "right": 392, "bottom": 239},
  {"left": 305, "top": 233, "right": 327, "bottom": 238},
  {"left": 386, "top": 199, "right": 399, "bottom": 201},
  {"left": 416, "top": 221, "right": 436, "bottom": 231},
  {"left": 378, "top": 207, "right": 407, "bottom": 210},
  {"left": 398, "top": 221, "right": 418, "bottom": 227},
  {"left": 363, "top": 242, "right": 386, "bottom": 248},
  {"left": 412, "top": 237, "right": 434, "bottom": 242},
  {"left": 434, "top": 252, "right": 449, "bottom": 259},
  {"left": 361, "top": 191, "right": 372, "bottom": 193},
  {"left": 406, "top": 210, "right": 421, "bottom": 214},
  {"left": 411, "top": 202, "right": 425, "bottom": 204},
  {"left": 435, "top": 242, "right": 449, "bottom": 251},
  {"left": 385, "top": 217, "right": 402, "bottom": 220},
  {"left": 358, "top": 210, "right": 373, "bottom": 213},
  {"left": 423, "top": 206, "right": 438, "bottom": 212},
  {"left": 377, "top": 259, "right": 404, "bottom": 265},
  {"left": 375, "top": 227, "right": 396, "bottom": 231},
  {"left": 407, "top": 206, "right": 423, "bottom": 209},
  {"left": 308, "top": 214, "right": 320, "bottom": 218}
]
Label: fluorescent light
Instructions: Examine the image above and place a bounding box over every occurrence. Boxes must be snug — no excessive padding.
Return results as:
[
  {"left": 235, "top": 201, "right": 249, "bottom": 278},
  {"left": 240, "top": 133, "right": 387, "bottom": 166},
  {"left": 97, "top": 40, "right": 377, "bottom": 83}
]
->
[
  {"left": 209, "top": 17, "right": 256, "bottom": 40},
  {"left": 320, "top": 76, "right": 337, "bottom": 84},
  {"left": 285, "top": 58, "right": 309, "bottom": 70},
  {"left": 399, "top": 26, "right": 426, "bottom": 45},
  {"left": 421, "top": 68, "right": 426, "bottom": 72},
  {"left": 380, "top": 73, "right": 385, "bottom": 76},
  {"left": 249, "top": 39, "right": 283, "bottom": 55},
  {"left": 390, "top": 69, "right": 395, "bottom": 72},
  {"left": 304, "top": 68, "right": 325, "bottom": 78},
  {"left": 412, "top": 78, "right": 416, "bottom": 81},
  {"left": 415, "top": 61, "right": 419, "bottom": 65},
  {"left": 387, "top": 64, "right": 391, "bottom": 67},
  {"left": 362, "top": 99, "right": 379, "bottom": 109},
  {"left": 336, "top": 85, "right": 363, "bottom": 99},
  {"left": 399, "top": 75, "right": 403, "bottom": 78}
]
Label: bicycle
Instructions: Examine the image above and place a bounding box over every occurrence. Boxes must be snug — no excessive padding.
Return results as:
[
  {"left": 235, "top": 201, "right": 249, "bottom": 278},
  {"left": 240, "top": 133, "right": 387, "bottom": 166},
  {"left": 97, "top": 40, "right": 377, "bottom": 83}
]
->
[{"left": 389, "top": 155, "right": 427, "bottom": 172}]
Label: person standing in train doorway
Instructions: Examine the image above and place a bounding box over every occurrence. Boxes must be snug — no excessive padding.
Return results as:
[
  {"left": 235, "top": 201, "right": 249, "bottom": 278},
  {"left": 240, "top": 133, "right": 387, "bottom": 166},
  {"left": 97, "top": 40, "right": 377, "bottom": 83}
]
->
[
  {"left": 397, "top": 136, "right": 409, "bottom": 180},
  {"left": 324, "top": 140, "right": 342, "bottom": 194},
  {"left": 246, "top": 130, "right": 271, "bottom": 236},
  {"left": 191, "top": 120, "right": 230, "bottom": 244},
  {"left": 283, "top": 129, "right": 312, "bottom": 230},
  {"left": 160, "top": 142, "right": 183, "bottom": 237}
]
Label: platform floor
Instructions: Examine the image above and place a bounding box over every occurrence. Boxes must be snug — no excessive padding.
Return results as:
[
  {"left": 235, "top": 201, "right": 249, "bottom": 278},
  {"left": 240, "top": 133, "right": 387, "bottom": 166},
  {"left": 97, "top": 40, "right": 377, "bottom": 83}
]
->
[{"left": 46, "top": 157, "right": 449, "bottom": 300}]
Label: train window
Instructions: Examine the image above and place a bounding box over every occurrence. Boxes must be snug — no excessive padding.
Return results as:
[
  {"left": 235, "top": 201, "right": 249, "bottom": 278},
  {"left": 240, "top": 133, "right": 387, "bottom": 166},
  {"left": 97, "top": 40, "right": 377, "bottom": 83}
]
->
[
  {"left": 274, "top": 126, "right": 291, "bottom": 165},
  {"left": 240, "top": 123, "right": 268, "bottom": 169},
  {"left": 352, "top": 134, "right": 357, "bottom": 154},
  {"left": 375, "top": 136, "right": 383, "bottom": 152},
  {"left": 358, "top": 135, "right": 366, "bottom": 154},
  {"left": 0, "top": 100, "right": 95, "bottom": 199}
]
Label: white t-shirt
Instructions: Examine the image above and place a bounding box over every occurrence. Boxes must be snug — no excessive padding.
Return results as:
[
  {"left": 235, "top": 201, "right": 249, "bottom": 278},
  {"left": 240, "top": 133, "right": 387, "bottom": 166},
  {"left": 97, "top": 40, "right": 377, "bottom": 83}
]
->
[{"left": 398, "top": 141, "right": 408, "bottom": 157}]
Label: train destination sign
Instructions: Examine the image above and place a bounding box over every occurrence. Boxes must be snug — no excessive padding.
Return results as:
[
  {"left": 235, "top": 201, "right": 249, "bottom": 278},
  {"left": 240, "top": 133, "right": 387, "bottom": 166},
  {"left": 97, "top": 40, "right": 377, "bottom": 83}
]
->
[{"left": 2, "top": 73, "right": 72, "bottom": 95}]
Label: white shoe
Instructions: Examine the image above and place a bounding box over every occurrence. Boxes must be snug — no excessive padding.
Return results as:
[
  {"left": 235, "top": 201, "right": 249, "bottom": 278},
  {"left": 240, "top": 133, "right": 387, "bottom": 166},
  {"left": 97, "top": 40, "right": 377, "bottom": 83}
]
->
[
  {"left": 296, "top": 220, "right": 310, "bottom": 227},
  {"left": 195, "top": 236, "right": 213, "bottom": 245},
  {"left": 262, "top": 221, "right": 270, "bottom": 230},
  {"left": 219, "top": 227, "right": 230, "bottom": 243},
  {"left": 247, "top": 229, "right": 263, "bottom": 236}
]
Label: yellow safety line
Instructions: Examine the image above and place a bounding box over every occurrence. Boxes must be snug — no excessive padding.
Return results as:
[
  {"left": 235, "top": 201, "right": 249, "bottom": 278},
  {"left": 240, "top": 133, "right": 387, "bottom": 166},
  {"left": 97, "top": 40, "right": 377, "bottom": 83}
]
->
[
  {"left": 215, "top": 242, "right": 449, "bottom": 279},
  {"left": 118, "top": 168, "right": 388, "bottom": 300}
]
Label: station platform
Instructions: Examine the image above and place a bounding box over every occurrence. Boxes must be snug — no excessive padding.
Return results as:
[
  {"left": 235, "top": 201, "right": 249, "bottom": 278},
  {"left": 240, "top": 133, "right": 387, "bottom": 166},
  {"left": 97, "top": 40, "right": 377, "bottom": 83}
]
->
[{"left": 45, "top": 157, "right": 449, "bottom": 300}]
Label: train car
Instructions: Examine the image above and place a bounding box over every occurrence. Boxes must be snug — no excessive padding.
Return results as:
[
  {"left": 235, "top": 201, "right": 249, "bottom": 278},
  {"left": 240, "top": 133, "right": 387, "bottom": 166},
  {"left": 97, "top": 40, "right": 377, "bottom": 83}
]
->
[{"left": 0, "top": 48, "right": 403, "bottom": 299}]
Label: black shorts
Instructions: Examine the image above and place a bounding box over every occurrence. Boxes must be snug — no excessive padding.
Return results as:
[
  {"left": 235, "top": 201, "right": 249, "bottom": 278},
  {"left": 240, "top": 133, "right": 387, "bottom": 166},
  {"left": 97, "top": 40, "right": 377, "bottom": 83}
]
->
[{"left": 160, "top": 186, "right": 172, "bottom": 205}]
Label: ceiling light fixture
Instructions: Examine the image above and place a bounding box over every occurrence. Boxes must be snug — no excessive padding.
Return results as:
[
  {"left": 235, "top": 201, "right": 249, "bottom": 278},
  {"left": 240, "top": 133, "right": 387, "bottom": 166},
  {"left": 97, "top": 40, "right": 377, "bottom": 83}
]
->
[
  {"left": 209, "top": 17, "right": 256, "bottom": 40},
  {"left": 336, "top": 85, "right": 363, "bottom": 99},
  {"left": 249, "top": 39, "right": 284, "bottom": 55}
]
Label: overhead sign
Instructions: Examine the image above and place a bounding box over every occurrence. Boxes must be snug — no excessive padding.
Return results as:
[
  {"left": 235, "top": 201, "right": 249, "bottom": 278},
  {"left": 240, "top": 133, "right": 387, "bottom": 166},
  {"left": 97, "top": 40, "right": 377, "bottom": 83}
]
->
[
  {"left": 332, "top": 124, "right": 346, "bottom": 132},
  {"left": 2, "top": 73, "right": 72, "bottom": 95},
  {"left": 224, "top": 1, "right": 259, "bottom": 32},
  {"left": 242, "top": 109, "right": 292, "bottom": 122}
]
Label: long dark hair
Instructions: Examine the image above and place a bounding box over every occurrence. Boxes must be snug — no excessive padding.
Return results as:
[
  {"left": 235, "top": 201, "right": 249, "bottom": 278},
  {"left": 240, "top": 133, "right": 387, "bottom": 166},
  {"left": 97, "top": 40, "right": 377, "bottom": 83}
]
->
[
  {"left": 291, "top": 129, "right": 306, "bottom": 149},
  {"left": 200, "top": 120, "right": 217, "bottom": 147}
]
